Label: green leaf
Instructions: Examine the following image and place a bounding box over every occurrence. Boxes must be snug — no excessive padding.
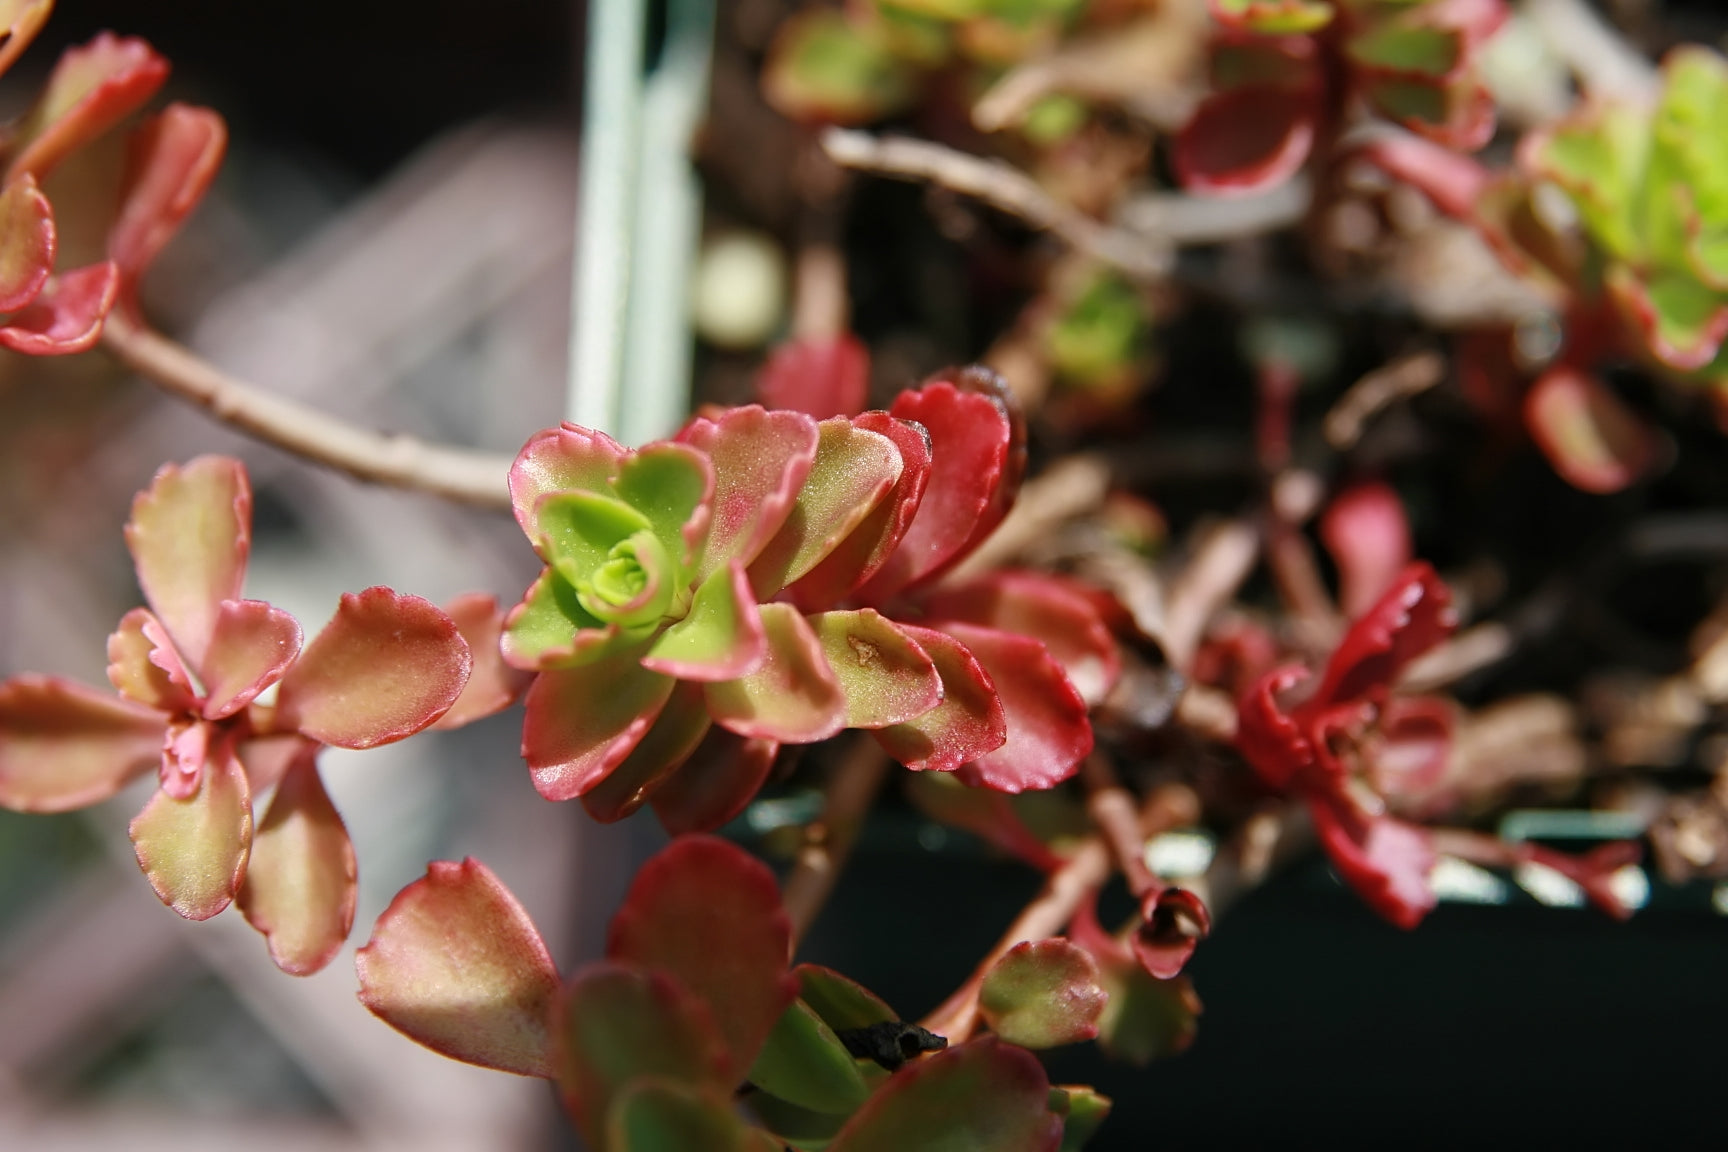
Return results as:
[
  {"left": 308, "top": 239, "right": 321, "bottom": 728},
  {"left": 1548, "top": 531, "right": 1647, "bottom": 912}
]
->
[
  {"left": 794, "top": 964, "right": 900, "bottom": 1034},
  {"left": 539, "top": 491, "right": 655, "bottom": 587},
  {"left": 826, "top": 1038, "right": 1062, "bottom": 1152},
  {"left": 746, "top": 1089, "right": 850, "bottom": 1152},
  {"left": 705, "top": 603, "right": 846, "bottom": 744},
  {"left": 1532, "top": 103, "right": 1650, "bottom": 263},
  {"left": 978, "top": 939, "right": 1108, "bottom": 1049},
  {"left": 807, "top": 609, "right": 941, "bottom": 730},
  {"left": 1347, "top": 22, "right": 1461, "bottom": 78},
  {"left": 609, "top": 1079, "right": 750, "bottom": 1152},
  {"left": 1094, "top": 964, "right": 1201, "bottom": 1066},
  {"left": 749, "top": 1000, "right": 873, "bottom": 1115},
  {"left": 1210, "top": 0, "right": 1335, "bottom": 35},
  {"left": 613, "top": 441, "right": 713, "bottom": 574},
  {"left": 1049, "top": 1086, "right": 1112, "bottom": 1152},
  {"left": 643, "top": 563, "right": 767, "bottom": 682},
  {"left": 763, "top": 10, "right": 918, "bottom": 126}
]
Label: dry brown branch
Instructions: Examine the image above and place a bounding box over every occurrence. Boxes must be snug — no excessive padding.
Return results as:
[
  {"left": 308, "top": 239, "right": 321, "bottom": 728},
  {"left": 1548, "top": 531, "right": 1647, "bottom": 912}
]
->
[
  {"left": 1081, "top": 754, "right": 1157, "bottom": 894},
  {"left": 782, "top": 738, "right": 893, "bottom": 949},
  {"left": 944, "top": 454, "right": 1112, "bottom": 581},
  {"left": 821, "top": 129, "right": 1172, "bottom": 281},
  {"left": 1160, "top": 518, "right": 1261, "bottom": 669},
  {"left": 102, "top": 313, "right": 515, "bottom": 510},
  {"left": 1323, "top": 350, "right": 1447, "bottom": 450}
]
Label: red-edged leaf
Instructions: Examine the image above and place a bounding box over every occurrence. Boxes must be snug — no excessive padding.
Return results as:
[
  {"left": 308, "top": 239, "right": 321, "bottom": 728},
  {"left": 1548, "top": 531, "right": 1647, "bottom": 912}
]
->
[
  {"left": 874, "top": 623, "right": 1007, "bottom": 774},
  {"left": 1209, "top": 0, "right": 1334, "bottom": 36},
  {"left": 784, "top": 412, "right": 933, "bottom": 611},
  {"left": 642, "top": 562, "right": 767, "bottom": 682},
  {"left": 130, "top": 739, "right": 252, "bottom": 920},
  {"left": 433, "top": 593, "right": 530, "bottom": 730},
  {"left": 106, "top": 608, "right": 197, "bottom": 714},
  {"left": 857, "top": 380, "right": 1013, "bottom": 601},
  {"left": 809, "top": 608, "right": 941, "bottom": 729},
  {"left": 1174, "top": 84, "right": 1318, "bottom": 195},
  {"left": 109, "top": 103, "right": 226, "bottom": 312},
  {"left": 1311, "top": 562, "right": 1455, "bottom": 709},
  {"left": 1606, "top": 265, "right": 1728, "bottom": 373},
  {"left": 827, "top": 1037, "right": 1062, "bottom": 1152},
  {"left": 1132, "top": 887, "right": 1211, "bottom": 979},
  {"left": 1319, "top": 482, "right": 1413, "bottom": 620},
  {"left": 1310, "top": 798, "right": 1436, "bottom": 929},
  {"left": 124, "top": 455, "right": 251, "bottom": 671},
  {"left": 608, "top": 1078, "right": 751, "bottom": 1152},
  {"left": 758, "top": 333, "right": 870, "bottom": 419},
  {"left": 919, "top": 572, "right": 1121, "bottom": 707},
  {"left": 677, "top": 406, "right": 820, "bottom": 582},
  {"left": 238, "top": 750, "right": 355, "bottom": 976},
  {"left": 0, "top": 674, "right": 165, "bottom": 812},
  {"left": 608, "top": 836, "right": 798, "bottom": 1075},
  {"left": 521, "top": 649, "right": 676, "bottom": 801},
  {"left": 581, "top": 680, "right": 711, "bottom": 823},
  {"left": 0, "top": 259, "right": 118, "bottom": 354},
  {"left": 555, "top": 962, "right": 733, "bottom": 1146},
  {"left": 274, "top": 588, "right": 470, "bottom": 748},
  {"left": 1357, "top": 132, "right": 1492, "bottom": 221},
  {"left": 650, "top": 728, "right": 779, "bottom": 835},
  {"left": 509, "top": 423, "right": 626, "bottom": 554},
  {"left": 978, "top": 939, "right": 1108, "bottom": 1049},
  {"left": 0, "top": 174, "right": 53, "bottom": 311},
  {"left": 942, "top": 623, "right": 1091, "bottom": 794},
  {"left": 7, "top": 33, "right": 170, "bottom": 182},
  {"left": 199, "top": 599, "right": 302, "bottom": 720},
  {"left": 1234, "top": 665, "right": 1313, "bottom": 791},
  {"left": 1523, "top": 365, "right": 1660, "bottom": 495},
  {"left": 705, "top": 603, "right": 846, "bottom": 744},
  {"left": 1520, "top": 840, "right": 1643, "bottom": 921},
  {"left": 357, "top": 857, "right": 560, "bottom": 1077},
  {"left": 0, "top": 1, "right": 52, "bottom": 83}
]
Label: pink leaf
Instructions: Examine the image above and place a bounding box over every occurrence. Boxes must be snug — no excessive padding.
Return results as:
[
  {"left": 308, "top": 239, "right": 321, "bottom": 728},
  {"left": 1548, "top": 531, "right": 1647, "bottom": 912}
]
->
[
  {"left": 108, "top": 103, "right": 226, "bottom": 313},
  {"left": 238, "top": 749, "right": 356, "bottom": 976},
  {"left": 0, "top": 674, "right": 165, "bottom": 812},
  {"left": 1320, "top": 482, "right": 1413, "bottom": 620},
  {"left": 1174, "top": 84, "right": 1318, "bottom": 195},
  {"left": 1235, "top": 665, "right": 1314, "bottom": 791},
  {"left": 0, "top": 259, "right": 119, "bottom": 354},
  {"left": 1369, "top": 695, "right": 1455, "bottom": 799},
  {"left": 705, "top": 603, "right": 846, "bottom": 743},
  {"left": 508, "top": 423, "right": 626, "bottom": 554},
  {"left": 274, "top": 588, "right": 470, "bottom": 748},
  {"left": 809, "top": 609, "right": 941, "bottom": 729},
  {"left": 677, "top": 406, "right": 820, "bottom": 582},
  {"left": 199, "top": 599, "right": 302, "bottom": 720},
  {"left": 1310, "top": 799, "right": 1437, "bottom": 929},
  {"left": 520, "top": 651, "right": 676, "bottom": 801},
  {"left": 757, "top": 333, "right": 870, "bottom": 419},
  {"left": 129, "top": 739, "right": 252, "bottom": 920},
  {"left": 874, "top": 623, "right": 1007, "bottom": 774},
  {"left": 978, "top": 939, "right": 1108, "bottom": 1049},
  {"left": 650, "top": 729, "right": 779, "bottom": 835},
  {"left": 1312, "top": 562, "right": 1455, "bottom": 709},
  {"left": 0, "top": 174, "right": 54, "bottom": 312},
  {"left": 433, "top": 593, "right": 531, "bottom": 730},
  {"left": 7, "top": 33, "right": 170, "bottom": 182},
  {"left": 919, "top": 572, "right": 1121, "bottom": 707},
  {"left": 607, "top": 836, "right": 799, "bottom": 1075},
  {"left": 941, "top": 623, "right": 1091, "bottom": 794},
  {"left": 1524, "top": 365, "right": 1660, "bottom": 494},
  {"left": 1132, "top": 887, "right": 1211, "bottom": 979},
  {"left": 124, "top": 455, "right": 251, "bottom": 672},
  {"left": 580, "top": 680, "right": 711, "bottom": 823},
  {"left": 1357, "top": 132, "right": 1491, "bottom": 222},
  {"left": 357, "top": 857, "right": 560, "bottom": 1077},
  {"left": 105, "top": 608, "right": 197, "bottom": 714},
  {"left": 641, "top": 562, "right": 768, "bottom": 682},
  {"left": 827, "top": 1037, "right": 1063, "bottom": 1152}
]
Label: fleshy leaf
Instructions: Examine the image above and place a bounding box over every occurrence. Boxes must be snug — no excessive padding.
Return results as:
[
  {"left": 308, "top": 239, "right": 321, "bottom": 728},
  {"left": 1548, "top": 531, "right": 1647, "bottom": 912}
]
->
[
  {"left": 746, "top": 1089, "right": 850, "bottom": 1151},
  {"left": 874, "top": 624, "right": 1006, "bottom": 774},
  {"left": 1209, "top": 0, "right": 1334, "bottom": 35},
  {"left": 808, "top": 609, "right": 940, "bottom": 729},
  {"left": 129, "top": 740, "right": 252, "bottom": 920},
  {"left": 1174, "top": 84, "right": 1317, "bottom": 196},
  {"left": 1347, "top": 23, "right": 1463, "bottom": 80},
  {"left": 108, "top": 104, "right": 226, "bottom": 311},
  {"left": 0, "top": 174, "right": 53, "bottom": 312},
  {"left": 826, "top": 1037, "right": 1062, "bottom": 1152},
  {"left": 650, "top": 729, "right": 779, "bottom": 835},
  {"left": 237, "top": 750, "right": 355, "bottom": 976},
  {"left": 749, "top": 418, "right": 902, "bottom": 597},
  {"left": 0, "top": 1, "right": 52, "bottom": 83},
  {"left": 941, "top": 623, "right": 1091, "bottom": 794},
  {"left": 0, "top": 674, "right": 164, "bottom": 812},
  {"left": 609, "top": 1079, "right": 750, "bottom": 1152},
  {"left": 500, "top": 567, "right": 624, "bottom": 671},
  {"left": 706, "top": 603, "right": 846, "bottom": 743},
  {"left": 642, "top": 562, "right": 767, "bottom": 682},
  {"left": 555, "top": 963, "right": 732, "bottom": 1148},
  {"left": 1360, "top": 75, "right": 1496, "bottom": 151},
  {"left": 607, "top": 836, "right": 798, "bottom": 1075},
  {"left": 1094, "top": 963, "right": 1201, "bottom": 1065},
  {"left": 7, "top": 33, "right": 170, "bottom": 182},
  {"left": 794, "top": 964, "right": 899, "bottom": 1033},
  {"left": 106, "top": 608, "right": 196, "bottom": 714},
  {"left": 978, "top": 939, "right": 1108, "bottom": 1049},
  {"left": 199, "top": 599, "right": 302, "bottom": 720},
  {"left": 1132, "top": 887, "right": 1212, "bottom": 979},
  {"left": 520, "top": 647, "right": 675, "bottom": 801},
  {"left": 1319, "top": 482, "right": 1413, "bottom": 620},
  {"left": 356, "top": 857, "right": 560, "bottom": 1076},
  {"left": 1526, "top": 102, "right": 1650, "bottom": 263},
  {"left": 757, "top": 334, "right": 870, "bottom": 419},
  {"left": 509, "top": 423, "right": 626, "bottom": 551},
  {"left": 678, "top": 406, "right": 819, "bottom": 582},
  {"left": 125, "top": 455, "right": 251, "bottom": 673},
  {"left": 274, "top": 588, "right": 469, "bottom": 748},
  {"left": 1312, "top": 562, "right": 1454, "bottom": 709},
  {"left": 613, "top": 440, "right": 715, "bottom": 572},
  {"left": 1235, "top": 665, "right": 1313, "bottom": 790},
  {"left": 1310, "top": 799, "right": 1436, "bottom": 929},
  {"left": 919, "top": 573, "right": 1120, "bottom": 707},
  {"left": 762, "top": 8, "right": 917, "bottom": 126},
  {"left": 434, "top": 593, "right": 531, "bottom": 730},
  {"left": 1370, "top": 694, "right": 1455, "bottom": 798},
  {"left": 0, "top": 260, "right": 118, "bottom": 354},
  {"left": 747, "top": 999, "right": 872, "bottom": 1115},
  {"left": 1050, "top": 1086, "right": 1112, "bottom": 1152},
  {"left": 1605, "top": 264, "right": 1728, "bottom": 372},
  {"left": 581, "top": 680, "right": 711, "bottom": 823}
]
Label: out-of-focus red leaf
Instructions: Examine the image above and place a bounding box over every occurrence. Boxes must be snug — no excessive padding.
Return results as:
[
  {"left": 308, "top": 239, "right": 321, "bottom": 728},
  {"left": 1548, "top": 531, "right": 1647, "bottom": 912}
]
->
[
  {"left": 826, "top": 1037, "right": 1062, "bottom": 1152},
  {"left": 1310, "top": 798, "right": 1436, "bottom": 929},
  {"left": 607, "top": 836, "right": 798, "bottom": 1075},
  {"left": 433, "top": 593, "right": 530, "bottom": 730},
  {"left": 198, "top": 599, "right": 302, "bottom": 720},
  {"left": 521, "top": 649, "right": 676, "bottom": 802},
  {"left": 705, "top": 603, "right": 845, "bottom": 743},
  {"left": 1369, "top": 695, "right": 1455, "bottom": 798},
  {"left": 1520, "top": 840, "right": 1643, "bottom": 920},
  {"left": 7, "top": 33, "right": 169, "bottom": 182},
  {"left": 1174, "top": 84, "right": 1318, "bottom": 196},
  {"left": 757, "top": 333, "right": 870, "bottom": 419},
  {"left": 978, "top": 939, "right": 1108, "bottom": 1049},
  {"left": 0, "top": 259, "right": 118, "bottom": 354},
  {"left": 1312, "top": 562, "right": 1454, "bottom": 709},
  {"left": 581, "top": 680, "right": 711, "bottom": 823},
  {"left": 238, "top": 750, "right": 355, "bottom": 976},
  {"left": 1131, "top": 887, "right": 1211, "bottom": 979},
  {"left": 357, "top": 857, "right": 561, "bottom": 1077},
  {"left": 108, "top": 104, "right": 226, "bottom": 311},
  {"left": 649, "top": 728, "right": 778, "bottom": 835},
  {"left": 0, "top": 674, "right": 164, "bottom": 812},
  {"left": 874, "top": 623, "right": 1007, "bottom": 774},
  {"left": 809, "top": 609, "right": 941, "bottom": 729},
  {"left": 0, "top": 174, "right": 53, "bottom": 312},
  {"left": 1523, "top": 365, "right": 1660, "bottom": 494},
  {"left": 1356, "top": 132, "right": 1492, "bottom": 223},
  {"left": 129, "top": 740, "right": 252, "bottom": 921},
  {"left": 920, "top": 572, "right": 1121, "bottom": 707},
  {"left": 904, "top": 771, "right": 1065, "bottom": 872},
  {"left": 943, "top": 623, "right": 1091, "bottom": 794},
  {"left": 677, "top": 406, "right": 819, "bottom": 582},
  {"left": 608, "top": 1078, "right": 752, "bottom": 1151},
  {"left": 1320, "top": 482, "right": 1413, "bottom": 620},
  {"left": 1235, "top": 665, "right": 1313, "bottom": 791}
]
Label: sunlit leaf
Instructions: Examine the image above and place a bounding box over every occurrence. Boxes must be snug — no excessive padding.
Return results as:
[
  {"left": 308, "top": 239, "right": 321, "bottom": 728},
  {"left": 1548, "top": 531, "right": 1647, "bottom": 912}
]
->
[
  {"left": 0, "top": 674, "right": 164, "bottom": 812},
  {"left": 238, "top": 750, "right": 355, "bottom": 975},
  {"left": 130, "top": 740, "right": 252, "bottom": 920}
]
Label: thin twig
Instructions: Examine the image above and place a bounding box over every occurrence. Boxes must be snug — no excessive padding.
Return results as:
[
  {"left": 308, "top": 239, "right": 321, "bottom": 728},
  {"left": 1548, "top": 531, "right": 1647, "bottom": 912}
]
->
[
  {"left": 783, "top": 738, "right": 892, "bottom": 949},
  {"left": 1323, "top": 349, "right": 1446, "bottom": 451},
  {"left": 821, "top": 129, "right": 1172, "bottom": 281},
  {"left": 101, "top": 313, "right": 514, "bottom": 510},
  {"left": 1160, "top": 517, "right": 1261, "bottom": 669},
  {"left": 943, "top": 453, "right": 1111, "bottom": 582},
  {"left": 1080, "top": 754, "right": 1156, "bottom": 894}
]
